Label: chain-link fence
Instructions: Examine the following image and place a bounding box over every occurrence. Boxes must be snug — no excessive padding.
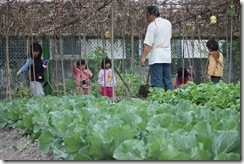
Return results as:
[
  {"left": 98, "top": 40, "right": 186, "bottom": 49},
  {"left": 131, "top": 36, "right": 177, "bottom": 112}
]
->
[{"left": 0, "top": 36, "right": 240, "bottom": 99}]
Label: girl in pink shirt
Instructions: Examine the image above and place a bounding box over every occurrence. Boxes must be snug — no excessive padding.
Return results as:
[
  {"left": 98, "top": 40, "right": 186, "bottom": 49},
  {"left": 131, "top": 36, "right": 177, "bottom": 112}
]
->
[{"left": 72, "top": 59, "right": 93, "bottom": 95}]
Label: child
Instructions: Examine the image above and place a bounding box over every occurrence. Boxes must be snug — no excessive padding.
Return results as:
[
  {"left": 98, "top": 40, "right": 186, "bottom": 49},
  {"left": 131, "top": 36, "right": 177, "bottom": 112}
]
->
[
  {"left": 205, "top": 39, "right": 224, "bottom": 84},
  {"left": 187, "top": 65, "right": 195, "bottom": 81},
  {"left": 98, "top": 58, "right": 116, "bottom": 99},
  {"left": 174, "top": 66, "right": 195, "bottom": 89},
  {"left": 72, "top": 59, "right": 93, "bottom": 95},
  {"left": 17, "top": 42, "right": 48, "bottom": 96}
]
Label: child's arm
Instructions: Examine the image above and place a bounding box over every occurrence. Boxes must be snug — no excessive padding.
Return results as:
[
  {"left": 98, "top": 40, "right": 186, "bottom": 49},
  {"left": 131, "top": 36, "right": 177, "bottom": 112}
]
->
[
  {"left": 187, "top": 70, "right": 195, "bottom": 77},
  {"left": 113, "top": 71, "right": 116, "bottom": 86},
  {"left": 85, "top": 69, "right": 93, "bottom": 79},
  {"left": 207, "top": 55, "right": 217, "bottom": 76},
  {"left": 42, "top": 60, "right": 49, "bottom": 69},
  {"left": 72, "top": 60, "right": 79, "bottom": 75},
  {"left": 97, "top": 70, "right": 103, "bottom": 85},
  {"left": 187, "top": 66, "right": 196, "bottom": 77},
  {"left": 98, "top": 70, "right": 103, "bottom": 93},
  {"left": 174, "top": 74, "right": 180, "bottom": 88},
  {"left": 17, "top": 58, "right": 33, "bottom": 75}
]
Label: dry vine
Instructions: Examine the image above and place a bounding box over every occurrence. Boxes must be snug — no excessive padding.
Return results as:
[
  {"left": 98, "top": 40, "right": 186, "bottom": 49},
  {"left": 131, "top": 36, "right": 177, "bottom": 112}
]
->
[{"left": 0, "top": 0, "right": 240, "bottom": 39}]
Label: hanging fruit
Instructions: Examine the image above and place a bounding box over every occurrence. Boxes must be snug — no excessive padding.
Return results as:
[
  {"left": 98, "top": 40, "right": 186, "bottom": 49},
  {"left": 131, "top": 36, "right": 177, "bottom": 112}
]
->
[
  {"left": 104, "top": 31, "right": 111, "bottom": 39},
  {"left": 210, "top": 16, "right": 217, "bottom": 24}
]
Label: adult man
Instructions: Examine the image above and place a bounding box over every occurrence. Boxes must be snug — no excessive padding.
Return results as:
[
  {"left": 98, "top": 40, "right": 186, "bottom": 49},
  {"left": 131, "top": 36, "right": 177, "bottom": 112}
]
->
[{"left": 140, "top": 5, "right": 174, "bottom": 90}]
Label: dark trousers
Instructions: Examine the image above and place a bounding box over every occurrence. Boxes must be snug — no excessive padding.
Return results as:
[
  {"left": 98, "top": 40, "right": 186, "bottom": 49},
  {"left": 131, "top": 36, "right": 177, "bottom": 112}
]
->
[
  {"left": 211, "top": 76, "right": 221, "bottom": 84},
  {"left": 150, "top": 63, "right": 174, "bottom": 90}
]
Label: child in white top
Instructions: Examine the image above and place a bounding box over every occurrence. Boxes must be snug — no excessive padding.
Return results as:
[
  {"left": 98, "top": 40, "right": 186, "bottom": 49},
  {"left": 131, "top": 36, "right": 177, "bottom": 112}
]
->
[{"left": 98, "top": 58, "right": 116, "bottom": 98}]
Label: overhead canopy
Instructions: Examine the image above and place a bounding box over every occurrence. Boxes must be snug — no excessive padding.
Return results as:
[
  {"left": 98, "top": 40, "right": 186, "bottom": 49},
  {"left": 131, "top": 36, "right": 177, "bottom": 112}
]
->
[{"left": 0, "top": 0, "right": 240, "bottom": 39}]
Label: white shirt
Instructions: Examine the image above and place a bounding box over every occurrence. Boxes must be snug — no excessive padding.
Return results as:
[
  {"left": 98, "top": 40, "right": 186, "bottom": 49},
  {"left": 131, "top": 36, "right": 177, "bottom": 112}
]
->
[
  {"left": 144, "top": 17, "right": 172, "bottom": 65},
  {"left": 98, "top": 69, "right": 116, "bottom": 87}
]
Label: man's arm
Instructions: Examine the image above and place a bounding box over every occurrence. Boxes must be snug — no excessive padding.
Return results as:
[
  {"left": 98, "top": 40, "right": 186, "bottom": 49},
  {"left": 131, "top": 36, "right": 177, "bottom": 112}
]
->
[{"left": 140, "top": 44, "right": 151, "bottom": 67}]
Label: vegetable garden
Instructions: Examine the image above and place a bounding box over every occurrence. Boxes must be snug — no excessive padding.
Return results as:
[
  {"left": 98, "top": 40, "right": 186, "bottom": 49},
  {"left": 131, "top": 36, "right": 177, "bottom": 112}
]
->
[{"left": 0, "top": 81, "right": 240, "bottom": 160}]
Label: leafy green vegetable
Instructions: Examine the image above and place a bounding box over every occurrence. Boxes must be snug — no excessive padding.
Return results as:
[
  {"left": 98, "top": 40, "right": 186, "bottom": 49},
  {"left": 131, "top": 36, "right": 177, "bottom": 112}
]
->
[{"left": 113, "top": 139, "right": 146, "bottom": 160}]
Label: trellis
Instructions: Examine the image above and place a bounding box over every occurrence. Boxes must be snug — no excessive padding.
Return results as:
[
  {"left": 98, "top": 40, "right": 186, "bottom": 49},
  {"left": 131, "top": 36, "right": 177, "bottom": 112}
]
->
[{"left": 0, "top": 0, "right": 240, "bottom": 101}]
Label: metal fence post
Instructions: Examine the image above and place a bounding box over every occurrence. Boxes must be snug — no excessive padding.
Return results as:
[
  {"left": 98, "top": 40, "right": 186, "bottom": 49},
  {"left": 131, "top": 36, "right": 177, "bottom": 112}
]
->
[{"left": 42, "top": 36, "right": 51, "bottom": 95}]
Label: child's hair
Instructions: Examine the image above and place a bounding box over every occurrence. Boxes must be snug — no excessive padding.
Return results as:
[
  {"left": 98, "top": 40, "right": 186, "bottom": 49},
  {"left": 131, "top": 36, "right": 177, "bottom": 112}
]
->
[
  {"left": 101, "top": 58, "right": 112, "bottom": 69},
  {"left": 206, "top": 39, "right": 218, "bottom": 51},
  {"left": 30, "top": 42, "right": 42, "bottom": 58},
  {"left": 177, "top": 67, "right": 188, "bottom": 79},
  {"left": 76, "top": 59, "right": 87, "bottom": 69}
]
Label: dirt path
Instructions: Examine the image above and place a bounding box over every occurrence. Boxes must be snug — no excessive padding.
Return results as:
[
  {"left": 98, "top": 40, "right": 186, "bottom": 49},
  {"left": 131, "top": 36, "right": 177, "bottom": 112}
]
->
[{"left": 0, "top": 127, "right": 54, "bottom": 160}]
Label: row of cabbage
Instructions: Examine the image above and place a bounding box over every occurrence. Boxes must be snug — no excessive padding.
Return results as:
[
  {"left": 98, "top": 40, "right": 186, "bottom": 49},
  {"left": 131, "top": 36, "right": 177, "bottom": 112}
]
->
[{"left": 0, "top": 81, "right": 240, "bottom": 160}]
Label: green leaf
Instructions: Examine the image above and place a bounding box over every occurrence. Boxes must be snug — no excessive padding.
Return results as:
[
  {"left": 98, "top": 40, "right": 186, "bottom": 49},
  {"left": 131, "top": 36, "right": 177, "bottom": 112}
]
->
[
  {"left": 160, "top": 143, "right": 189, "bottom": 160},
  {"left": 146, "top": 114, "right": 173, "bottom": 132},
  {"left": 214, "top": 152, "right": 240, "bottom": 160},
  {"left": 8, "top": 107, "right": 20, "bottom": 121},
  {"left": 113, "top": 139, "right": 146, "bottom": 160},
  {"left": 89, "top": 125, "right": 135, "bottom": 160},
  {"left": 190, "top": 144, "right": 213, "bottom": 160},
  {"left": 146, "top": 128, "right": 169, "bottom": 160},
  {"left": 52, "top": 145, "right": 69, "bottom": 159},
  {"left": 32, "top": 112, "right": 51, "bottom": 133},
  {"left": 63, "top": 133, "right": 85, "bottom": 154},
  {"left": 38, "top": 130, "right": 56, "bottom": 152},
  {"left": 22, "top": 113, "right": 34, "bottom": 129},
  {"left": 50, "top": 110, "right": 76, "bottom": 136},
  {"left": 192, "top": 121, "right": 213, "bottom": 136},
  {"left": 212, "top": 130, "right": 240, "bottom": 156},
  {"left": 172, "top": 129, "right": 197, "bottom": 151},
  {"left": 89, "top": 133, "right": 115, "bottom": 160},
  {"left": 192, "top": 121, "right": 213, "bottom": 151},
  {"left": 73, "top": 146, "right": 93, "bottom": 160},
  {"left": 0, "top": 111, "right": 8, "bottom": 128},
  {"left": 119, "top": 112, "right": 142, "bottom": 129}
]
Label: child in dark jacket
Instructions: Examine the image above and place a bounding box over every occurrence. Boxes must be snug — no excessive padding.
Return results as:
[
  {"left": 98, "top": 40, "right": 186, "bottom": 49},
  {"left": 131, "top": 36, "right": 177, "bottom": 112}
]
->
[{"left": 17, "top": 42, "right": 48, "bottom": 96}]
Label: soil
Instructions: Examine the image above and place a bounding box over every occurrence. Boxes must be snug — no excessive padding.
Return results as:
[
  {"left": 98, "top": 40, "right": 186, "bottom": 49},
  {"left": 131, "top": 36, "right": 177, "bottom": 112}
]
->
[{"left": 0, "top": 127, "right": 55, "bottom": 160}]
